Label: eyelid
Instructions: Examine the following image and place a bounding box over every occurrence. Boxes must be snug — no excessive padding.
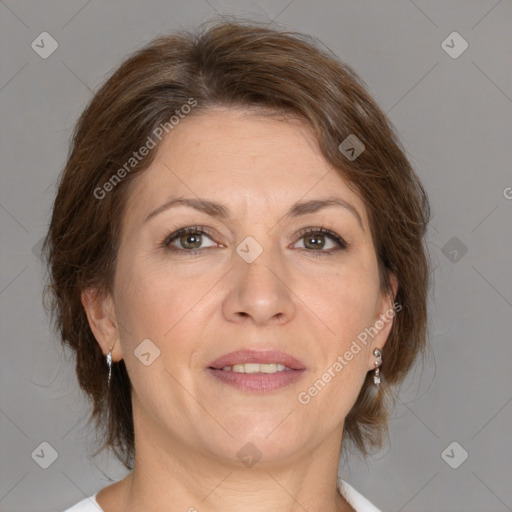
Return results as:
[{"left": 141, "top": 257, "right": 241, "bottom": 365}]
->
[
  {"left": 161, "top": 225, "right": 348, "bottom": 258},
  {"left": 161, "top": 225, "right": 220, "bottom": 249},
  {"left": 292, "top": 226, "right": 348, "bottom": 251}
]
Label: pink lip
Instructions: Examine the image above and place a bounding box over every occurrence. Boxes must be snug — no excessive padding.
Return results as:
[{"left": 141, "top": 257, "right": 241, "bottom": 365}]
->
[
  {"left": 208, "top": 349, "right": 306, "bottom": 370},
  {"left": 207, "top": 349, "right": 306, "bottom": 393}
]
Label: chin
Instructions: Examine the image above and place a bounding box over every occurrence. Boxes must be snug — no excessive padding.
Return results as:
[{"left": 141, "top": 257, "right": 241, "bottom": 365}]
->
[{"left": 203, "top": 420, "right": 311, "bottom": 466}]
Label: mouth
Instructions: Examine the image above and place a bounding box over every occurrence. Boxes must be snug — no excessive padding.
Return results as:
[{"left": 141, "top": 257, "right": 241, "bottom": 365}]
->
[
  {"left": 207, "top": 349, "right": 306, "bottom": 392},
  {"left": 217, "top": 363, "right": 292, "bottom": 374}
]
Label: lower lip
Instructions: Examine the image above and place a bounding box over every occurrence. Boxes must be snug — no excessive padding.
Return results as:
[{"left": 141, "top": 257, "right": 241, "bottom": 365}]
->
[{"left": 207, "top": 368, "right": 305, "bottom": 392}]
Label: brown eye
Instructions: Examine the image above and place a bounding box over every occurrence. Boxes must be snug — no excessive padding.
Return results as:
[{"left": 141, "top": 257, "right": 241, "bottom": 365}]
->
[
  {"left": 293, "top": 227, "right": 347, "bottom": 255},
  {"left": 162, "top": 226, "right": 217, "bottom": 253},
  {"left": 303, "top": 233, "right": 328, "bottom": 250},
  {"left": 178, "top": 232, "right": 203, "bottom": 250}
]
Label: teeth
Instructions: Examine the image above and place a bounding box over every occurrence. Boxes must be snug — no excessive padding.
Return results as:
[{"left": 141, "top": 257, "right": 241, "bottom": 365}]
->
[{"left": 221, "top": 363, "right": 289, "bottom": 373}]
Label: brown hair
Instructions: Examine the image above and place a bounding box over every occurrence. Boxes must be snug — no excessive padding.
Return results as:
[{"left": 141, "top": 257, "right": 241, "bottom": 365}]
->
[{"left": 43, "top": 19, "right": 430, "bottom": 470}]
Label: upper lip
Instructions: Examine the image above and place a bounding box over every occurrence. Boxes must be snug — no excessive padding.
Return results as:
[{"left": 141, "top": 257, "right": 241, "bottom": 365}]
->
[{"left": 208, "top": 349, "right": 306, "bottom": 370}]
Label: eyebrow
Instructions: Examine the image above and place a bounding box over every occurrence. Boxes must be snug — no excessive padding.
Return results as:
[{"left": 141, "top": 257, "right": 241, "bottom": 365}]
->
[{"left": 144, "top": 195, "right": 365, "bottom": 231}]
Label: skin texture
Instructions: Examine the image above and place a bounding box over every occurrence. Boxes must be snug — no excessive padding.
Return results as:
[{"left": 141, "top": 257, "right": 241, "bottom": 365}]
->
[{"left": 82, "top": 108, "right": 397, "bottom": 512}]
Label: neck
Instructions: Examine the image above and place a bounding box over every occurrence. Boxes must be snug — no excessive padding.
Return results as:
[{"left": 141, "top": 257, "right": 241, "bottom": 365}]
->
[
  {"left": 123, "top": 463, "right": 353, "bottom": 512},
  {"left": 110, "top": 421, "right": 354, "bottom": 512}
]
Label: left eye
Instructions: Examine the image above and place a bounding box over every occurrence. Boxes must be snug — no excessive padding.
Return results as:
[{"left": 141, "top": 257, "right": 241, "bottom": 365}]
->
[
  {"left": 293, "top": 228, "right": 347, "bottom": 253},
  {"left": 161, "top": 226, "right": 347, "bottom": 255}
]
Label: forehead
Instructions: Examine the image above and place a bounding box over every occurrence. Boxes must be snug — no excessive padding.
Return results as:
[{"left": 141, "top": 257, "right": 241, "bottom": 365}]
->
[{"left": 124, "top": 108, "right": 368, "bottom": 225}]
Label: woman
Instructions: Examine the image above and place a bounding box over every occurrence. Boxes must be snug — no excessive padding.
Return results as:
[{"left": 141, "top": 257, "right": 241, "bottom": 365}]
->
[{"left": 45, "top": 19, "right": 430, "bottom": 512}]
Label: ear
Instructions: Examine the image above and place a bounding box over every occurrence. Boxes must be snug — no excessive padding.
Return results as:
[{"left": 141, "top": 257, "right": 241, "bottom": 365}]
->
[
  {"left": 81, "top": 287, "right": 123, "bottom": 362},
  {"left": 368, "top": 272, "right": 399, "bottom": 369}
]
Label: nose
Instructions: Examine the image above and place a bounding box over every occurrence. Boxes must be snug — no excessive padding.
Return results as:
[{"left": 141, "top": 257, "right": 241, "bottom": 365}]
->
[{"left": 222, "top": 243, "right": 296, "bottom": 327}]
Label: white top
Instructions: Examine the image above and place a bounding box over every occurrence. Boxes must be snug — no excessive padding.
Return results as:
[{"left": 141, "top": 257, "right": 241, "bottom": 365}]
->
[{"left": 62, "top": 478, "right": 381, "bottom": 511}]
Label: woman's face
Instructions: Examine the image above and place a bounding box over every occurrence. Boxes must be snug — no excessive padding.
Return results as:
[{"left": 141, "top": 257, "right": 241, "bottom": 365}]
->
[{"left": 94, "top": 108, "right": 395, "bottom": 467}]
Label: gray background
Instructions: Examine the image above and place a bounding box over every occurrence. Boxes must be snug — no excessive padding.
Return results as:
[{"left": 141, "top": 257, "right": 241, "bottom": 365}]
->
[{"left": 1, "top": 1, "right": 511, "bottom": 511}]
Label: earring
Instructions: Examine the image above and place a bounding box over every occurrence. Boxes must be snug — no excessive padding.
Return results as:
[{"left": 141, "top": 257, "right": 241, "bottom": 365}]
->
[
  {"left": 373, "top": 348, "right": 382, "bottom": 386},
  {"left": 106, "top": 347, "right": 113, "bottom": 388}
]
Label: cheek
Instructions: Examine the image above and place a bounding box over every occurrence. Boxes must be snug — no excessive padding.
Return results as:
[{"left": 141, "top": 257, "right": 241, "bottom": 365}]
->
[
  {"left": 114, "top": 256, "right": 222, "bottom": 354},
  {"left": 116, "top": 267, "right": 184, "bottom": 338},
  {"left": 302, "top": 270, "right": 380, "bottom": 395},
  {"left": 305, "top": 262, "right": 381, "bottom": 343},
  {"left": 112, "top": 262, "right": 202, "bottom": 396}
]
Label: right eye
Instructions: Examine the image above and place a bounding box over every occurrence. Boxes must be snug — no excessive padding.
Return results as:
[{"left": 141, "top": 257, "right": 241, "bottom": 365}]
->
[{"left": 161, "top": 226, "right": 219, "bottom": 254}]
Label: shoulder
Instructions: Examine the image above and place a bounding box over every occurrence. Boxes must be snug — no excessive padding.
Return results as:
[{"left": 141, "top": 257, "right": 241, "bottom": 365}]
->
[
  {"left": 60, "top": 493, "right": 103, "bottom": 512},
  {"left": 338, "top": 478, "right": 382, "bottom": 512}
]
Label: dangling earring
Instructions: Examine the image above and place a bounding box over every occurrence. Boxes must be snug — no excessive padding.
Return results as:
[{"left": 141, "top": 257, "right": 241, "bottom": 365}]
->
[
  {"left": 373, "top": 348, "right": 382, "bottom": 386},
  {"left": 106, "top": 347, "right": 113, "bottom": 388}
]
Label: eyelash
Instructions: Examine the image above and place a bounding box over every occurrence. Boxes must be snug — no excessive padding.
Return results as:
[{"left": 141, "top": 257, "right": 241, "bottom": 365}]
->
[{"left": 160, "top": 225, "right": 348, "bottom": 257}]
